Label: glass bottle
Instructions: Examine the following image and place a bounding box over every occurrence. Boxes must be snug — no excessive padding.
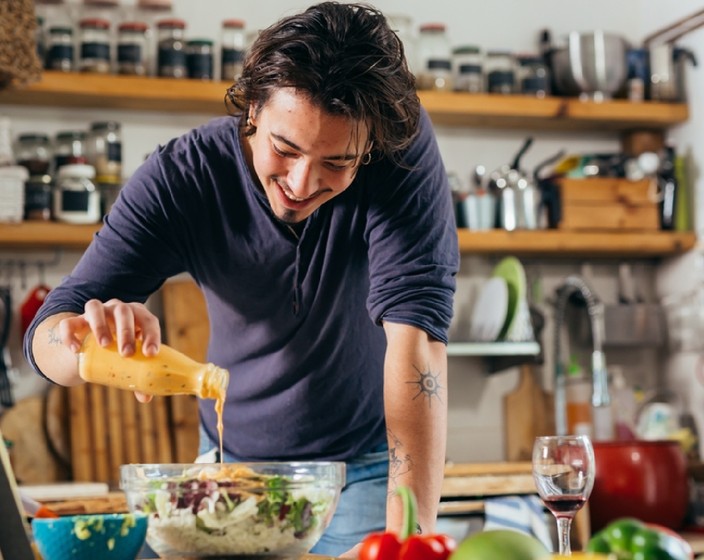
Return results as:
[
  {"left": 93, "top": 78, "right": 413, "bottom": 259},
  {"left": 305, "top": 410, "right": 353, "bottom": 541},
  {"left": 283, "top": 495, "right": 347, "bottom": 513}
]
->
[
  {"left": 45, "top": 26, "right": 74, "bottom": 72},
  {"left": 416, "top": 23, "right": 452, "bottom": 91},
  {"left": 486, "top": 50, "right": 516, "bottom": 94},
  {"left": 156, "top": 18, "right": 187, "bottom": 78},
  {"left": 117, "top": 21, "right": 149, "bottom": 75},
  {"left": 88, "top": 121, "right": 122, "bottom": 181},
  {"left": 220, "top": 18, "right": 246, "bottom": 82},
  {"left": 452, "top": 45, "right": 483, "bottom": 93},
  {"left": 78, "top": 17, "right": 112, "bottom": 73},
  {"left": 186, "top": 39, "right": 214, "bottom": 81},
  {"left": 78, "top": 333, "right": 229, "bottom": 400}
]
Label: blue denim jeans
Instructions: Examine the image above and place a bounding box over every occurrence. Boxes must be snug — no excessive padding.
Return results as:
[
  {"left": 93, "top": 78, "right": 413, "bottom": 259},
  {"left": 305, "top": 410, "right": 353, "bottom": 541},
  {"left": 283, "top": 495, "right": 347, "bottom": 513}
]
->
[{"left": 198, "top": 426, "right": 388, "bottom": 556}]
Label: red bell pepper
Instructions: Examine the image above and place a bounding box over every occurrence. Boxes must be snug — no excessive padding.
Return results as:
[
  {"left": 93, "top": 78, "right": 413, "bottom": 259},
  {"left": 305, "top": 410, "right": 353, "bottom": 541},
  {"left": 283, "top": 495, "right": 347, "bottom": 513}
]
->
[{"left": 359, "top": 486, "right": 456, "bottom": 560}]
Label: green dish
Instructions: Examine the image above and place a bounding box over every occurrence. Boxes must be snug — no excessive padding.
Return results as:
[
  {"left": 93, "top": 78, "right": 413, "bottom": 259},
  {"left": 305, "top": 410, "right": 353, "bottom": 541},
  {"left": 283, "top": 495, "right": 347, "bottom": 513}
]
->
[{"left": 492, "top": 256, "right": 527, "bottom": 340}]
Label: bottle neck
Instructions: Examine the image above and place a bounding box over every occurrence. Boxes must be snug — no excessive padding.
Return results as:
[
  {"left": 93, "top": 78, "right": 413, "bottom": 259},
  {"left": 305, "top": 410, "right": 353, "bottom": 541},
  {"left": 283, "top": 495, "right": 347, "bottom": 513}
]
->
[{"left": 200, "top": 363, "right": 229, "bottom": 400}]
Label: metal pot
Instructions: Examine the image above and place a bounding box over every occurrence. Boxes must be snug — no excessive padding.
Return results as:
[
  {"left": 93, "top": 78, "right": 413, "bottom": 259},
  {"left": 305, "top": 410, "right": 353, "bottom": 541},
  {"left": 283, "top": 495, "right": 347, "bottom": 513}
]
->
[
  {"left": 551, "top": 31, "right": 629, "bottom": 100},
  {"left": 589, "top": 440, "right": 689, "bottom": 532}
]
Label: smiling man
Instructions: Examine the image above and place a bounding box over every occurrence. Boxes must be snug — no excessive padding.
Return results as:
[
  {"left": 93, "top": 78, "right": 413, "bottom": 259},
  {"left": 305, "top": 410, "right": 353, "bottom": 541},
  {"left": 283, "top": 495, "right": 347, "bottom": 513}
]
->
[{"left": 24, "top": 2, "right": 459, "bottom": 556}]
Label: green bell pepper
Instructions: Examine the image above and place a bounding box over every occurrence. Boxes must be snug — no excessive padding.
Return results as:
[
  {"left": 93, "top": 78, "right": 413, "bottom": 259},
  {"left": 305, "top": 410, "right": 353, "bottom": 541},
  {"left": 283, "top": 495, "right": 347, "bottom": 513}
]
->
[{"left": 586, "top": 518, "right": 691, "bottom": 560}]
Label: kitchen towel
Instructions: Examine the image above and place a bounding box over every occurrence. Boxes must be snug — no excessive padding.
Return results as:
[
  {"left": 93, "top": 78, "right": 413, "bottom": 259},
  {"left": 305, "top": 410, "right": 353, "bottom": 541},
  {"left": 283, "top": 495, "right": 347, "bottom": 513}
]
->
[{"left": 483, "top": 495, "right": 553, "bottom": 551}]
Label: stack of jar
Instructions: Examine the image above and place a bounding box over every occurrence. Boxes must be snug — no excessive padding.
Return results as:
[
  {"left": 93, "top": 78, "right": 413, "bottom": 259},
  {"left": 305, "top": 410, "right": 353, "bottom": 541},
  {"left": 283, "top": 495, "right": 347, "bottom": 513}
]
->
[
  {"left": 410, "top": 20, "right": 551, "bottom": 97},
  {"left": 36, "top": 0, "right": 247, "bottom": 82},
  {"left": 14, "top": 121, "right": 124, "bottom": 224}
]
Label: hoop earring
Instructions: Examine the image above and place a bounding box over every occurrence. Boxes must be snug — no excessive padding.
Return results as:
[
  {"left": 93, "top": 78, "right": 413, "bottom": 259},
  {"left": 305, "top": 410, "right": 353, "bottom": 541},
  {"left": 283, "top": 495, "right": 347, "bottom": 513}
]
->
[{"left": 361, "top": 152, "right": 372, "bottom": 165}]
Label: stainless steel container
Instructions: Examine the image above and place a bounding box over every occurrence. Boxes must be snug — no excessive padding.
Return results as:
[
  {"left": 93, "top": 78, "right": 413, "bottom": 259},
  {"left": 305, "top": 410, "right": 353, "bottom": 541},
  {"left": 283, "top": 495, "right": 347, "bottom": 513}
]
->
[{"left": 551, "top": 31, "right": 628, "bottom": 101}]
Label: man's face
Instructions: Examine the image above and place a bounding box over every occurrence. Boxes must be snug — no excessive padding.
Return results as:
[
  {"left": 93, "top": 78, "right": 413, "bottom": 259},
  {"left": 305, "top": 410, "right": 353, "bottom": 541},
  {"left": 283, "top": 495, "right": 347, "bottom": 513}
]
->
[{"left": 245, "top": 88, "right": 370, "bottom": 224}]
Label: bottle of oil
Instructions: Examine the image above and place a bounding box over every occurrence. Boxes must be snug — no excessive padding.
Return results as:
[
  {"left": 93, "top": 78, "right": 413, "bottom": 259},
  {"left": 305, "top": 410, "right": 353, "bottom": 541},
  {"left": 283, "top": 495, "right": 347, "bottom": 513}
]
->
[{"left": 78, "top": 332, "right": 228, "bottom": 400}]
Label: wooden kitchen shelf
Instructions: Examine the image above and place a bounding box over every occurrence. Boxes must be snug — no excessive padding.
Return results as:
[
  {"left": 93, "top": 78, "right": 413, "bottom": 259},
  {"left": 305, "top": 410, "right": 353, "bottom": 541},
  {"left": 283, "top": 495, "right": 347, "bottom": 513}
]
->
[
  {"left": 447, "top": 341, "right": 540, "bottom": 357},
  {"left": 0, "top": 222, "right": 100, "bottom": 249},
  {"left": 0, "top": 71, "right": 689, "bottom": 131},
  {"left": 1, "top": 222, "right": 696, "bottom": 257},
  {"left": 457, "top": 228, "right": 697, "bottom": 258}
]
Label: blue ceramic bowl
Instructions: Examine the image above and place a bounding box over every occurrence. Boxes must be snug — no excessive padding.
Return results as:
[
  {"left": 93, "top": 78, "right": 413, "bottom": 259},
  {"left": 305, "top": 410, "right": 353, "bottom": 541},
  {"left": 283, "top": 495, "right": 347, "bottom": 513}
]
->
[{"left": 32, "top": 513, "right": 148, "bottom": 560}]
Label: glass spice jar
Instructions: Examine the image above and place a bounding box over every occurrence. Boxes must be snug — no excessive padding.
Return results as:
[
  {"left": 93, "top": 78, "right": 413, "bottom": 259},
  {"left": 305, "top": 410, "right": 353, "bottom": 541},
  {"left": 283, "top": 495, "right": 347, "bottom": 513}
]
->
[
  {"left": 517, "top": 54, "right": 550, "bottom": 98},
  {"left": 45, "top": 26, "right": 75, "bottom": 72},
  {"left": 220, "top": 18, "right": 246, "bottom": 82},
  {"left": 387, "top": 14, "right": 417, "bottom": 75},
  {"left": 15, "top": 133, "right": 52, "bottom": 176},
  {"left": 53, "top": 130, "right": 88, "bottom": 173},
  {"left": 24, "top": 174, "right": 53, "bottom": 221},
  {"left": 88, "top": 121, "right": 122, "bottom": 181},
  {"left": 156, "top": 18, "right": 187, "bottom": 78},
  {"left": 452, "top": 45, "right": 484, "bottom": 93},
  {"left": 78, "top": 17, "right": 112, "bottom": 73},
  {"left": 186, "top": 39, "right": 214, "bottom": 81},
  {"left": 117, "top": 21, "right": 149, "bottom": 75},
  {"left": 54, "top": 163, "right": 102, "bottom": 224},
  {"left": 416, "top": 23, "right": 453, "bottom": 91},
  {"left": 486, "top": 50, "right": 516, "bottom": 94}
]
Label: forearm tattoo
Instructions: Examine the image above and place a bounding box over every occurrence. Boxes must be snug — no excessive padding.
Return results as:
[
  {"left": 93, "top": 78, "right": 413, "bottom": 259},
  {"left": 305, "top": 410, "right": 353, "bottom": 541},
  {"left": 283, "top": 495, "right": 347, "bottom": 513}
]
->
[
  {"left": 406, "top": 364, "right": 444, "bottom": 407},
  {"left": 387, "top": 428, "right": 412, "bottom": 491},
  {"left": 47, "top": 324, "right": 62, "bottom": 346}
]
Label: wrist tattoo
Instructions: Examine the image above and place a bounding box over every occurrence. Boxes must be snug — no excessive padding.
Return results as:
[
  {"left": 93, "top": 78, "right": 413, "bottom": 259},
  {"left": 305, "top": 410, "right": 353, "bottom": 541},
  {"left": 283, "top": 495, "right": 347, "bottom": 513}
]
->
[{"left": 47, "top": 325, "right": 61, "bottom": 346}]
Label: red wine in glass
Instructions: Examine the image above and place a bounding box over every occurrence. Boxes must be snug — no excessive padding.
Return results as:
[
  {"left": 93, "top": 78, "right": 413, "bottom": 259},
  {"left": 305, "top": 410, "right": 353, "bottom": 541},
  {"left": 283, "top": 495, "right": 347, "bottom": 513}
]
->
[
  {"left": 542, "top": 495, "right": 587, "bottom": 517},
  {"left": 532, "top": 435, "right": 595, "bottom": 556}
]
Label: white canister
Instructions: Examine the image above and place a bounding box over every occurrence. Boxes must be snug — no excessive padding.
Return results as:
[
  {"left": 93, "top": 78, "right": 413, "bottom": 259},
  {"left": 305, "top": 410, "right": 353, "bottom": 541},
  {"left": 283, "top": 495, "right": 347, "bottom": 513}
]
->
[{"left": 54, "top": 164, "right": 101, "bottom": 224}]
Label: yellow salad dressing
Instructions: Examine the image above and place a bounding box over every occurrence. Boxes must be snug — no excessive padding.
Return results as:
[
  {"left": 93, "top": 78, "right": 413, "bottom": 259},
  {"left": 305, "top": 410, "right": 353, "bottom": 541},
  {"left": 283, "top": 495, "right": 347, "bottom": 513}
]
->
[{"left": 79, "top": 333, "right": 229, "bottom": 460}]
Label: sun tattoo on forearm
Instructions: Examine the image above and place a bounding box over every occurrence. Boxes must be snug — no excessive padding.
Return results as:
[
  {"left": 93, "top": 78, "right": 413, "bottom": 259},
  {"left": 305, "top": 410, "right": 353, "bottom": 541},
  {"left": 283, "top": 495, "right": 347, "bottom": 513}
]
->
[
  {"left": 406, "top": 364, "right": 444, "bottom": 407},
  {"left": 387, "top": 428, "right": 412, "bottom": 492}
]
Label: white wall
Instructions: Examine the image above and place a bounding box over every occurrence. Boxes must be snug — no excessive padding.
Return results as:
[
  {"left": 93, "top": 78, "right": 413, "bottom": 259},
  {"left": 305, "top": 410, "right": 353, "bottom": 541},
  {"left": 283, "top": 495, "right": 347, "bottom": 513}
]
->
[{"left": 3, "top": 0, "right": 700, "bottom": 462}]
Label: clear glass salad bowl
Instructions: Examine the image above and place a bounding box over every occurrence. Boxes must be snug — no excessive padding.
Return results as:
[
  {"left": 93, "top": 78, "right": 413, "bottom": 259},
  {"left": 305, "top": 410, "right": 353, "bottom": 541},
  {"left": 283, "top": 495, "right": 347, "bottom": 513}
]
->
[{"left": 119, "top": 462, "right": 346, "bottom": 558}]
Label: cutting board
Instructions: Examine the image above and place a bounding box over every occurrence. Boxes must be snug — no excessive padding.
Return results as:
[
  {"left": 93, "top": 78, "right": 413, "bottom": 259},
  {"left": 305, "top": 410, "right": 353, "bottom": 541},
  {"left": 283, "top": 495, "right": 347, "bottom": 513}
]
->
[{"left": 504, "top": 364, "right": 555, "bottom": 461}]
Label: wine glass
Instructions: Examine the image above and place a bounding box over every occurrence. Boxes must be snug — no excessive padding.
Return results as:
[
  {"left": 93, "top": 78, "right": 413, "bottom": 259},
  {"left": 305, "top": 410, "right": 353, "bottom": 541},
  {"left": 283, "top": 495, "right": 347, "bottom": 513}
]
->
[{"left": 532, "top": 435, "right": 595, "bottom": 556}]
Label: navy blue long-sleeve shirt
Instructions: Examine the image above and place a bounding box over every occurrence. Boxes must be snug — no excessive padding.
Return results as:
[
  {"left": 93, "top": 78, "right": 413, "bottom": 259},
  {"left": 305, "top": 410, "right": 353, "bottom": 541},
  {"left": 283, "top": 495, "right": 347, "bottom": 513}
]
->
[{"left": 24, "top": 109, "right": 458, "bottom": 461}]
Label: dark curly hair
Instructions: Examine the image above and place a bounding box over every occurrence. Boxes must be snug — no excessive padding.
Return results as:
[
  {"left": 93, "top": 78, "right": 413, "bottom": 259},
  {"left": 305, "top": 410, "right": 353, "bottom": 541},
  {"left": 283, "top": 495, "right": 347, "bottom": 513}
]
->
[{"left": 226, "top": 2, "right": 420, "bottom": 165}]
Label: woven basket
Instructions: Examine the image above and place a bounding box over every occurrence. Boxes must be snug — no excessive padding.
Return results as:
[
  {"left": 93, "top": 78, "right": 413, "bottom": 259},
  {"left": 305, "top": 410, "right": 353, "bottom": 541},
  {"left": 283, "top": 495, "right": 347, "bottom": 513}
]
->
[{"left": 0, "top": 0, "right": 42, "bottom": 89}]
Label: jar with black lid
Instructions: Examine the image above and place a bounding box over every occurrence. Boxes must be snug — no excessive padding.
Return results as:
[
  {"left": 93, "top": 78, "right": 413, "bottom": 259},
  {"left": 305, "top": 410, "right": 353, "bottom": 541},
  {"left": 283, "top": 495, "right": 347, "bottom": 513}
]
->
[
  {"left": 453, "top": 45, "right": 483, "bottom": 93},
  {"left": 79, "top": 17, "right": 112, "bottom": 73},
  {"left": 88, "top": 121, "right": 122, "bottom": 181},
  {"left": 117, "top": 21, "right": 149, "bottom": 75},
  {"left": 45, "top": 26, "right": 74, "bottom": 72},
  {"left": 486, "top": 50, "right": 516, "bottom": 94},
  {"left": 54, "top": 130, "right": 88, "bottom": 173},
  {"left": 187, "top": 39, "right": 214, "bottom": 80},
  {"left": 220, "top": 19, "right": 246, "bottom": 82},
  {"left": 517, "top": 54, "right": 550, "bottom": 98},
  {"left": 15, "top": 133, "right": 52, "bottom": 176},
  {"left": 156, "top": 18, "right": 187, "bottom": 78}
]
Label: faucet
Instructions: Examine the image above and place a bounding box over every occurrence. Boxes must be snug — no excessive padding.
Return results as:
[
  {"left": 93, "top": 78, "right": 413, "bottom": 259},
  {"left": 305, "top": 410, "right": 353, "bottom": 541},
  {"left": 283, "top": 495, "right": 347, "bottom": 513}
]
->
[{"left": 553, "top": 275, "right": 613, "bottom": 439}]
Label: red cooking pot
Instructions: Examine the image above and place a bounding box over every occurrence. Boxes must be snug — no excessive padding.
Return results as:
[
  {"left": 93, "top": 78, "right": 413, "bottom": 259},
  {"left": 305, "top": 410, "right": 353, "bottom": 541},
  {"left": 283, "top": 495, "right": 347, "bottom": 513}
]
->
[{"left": 589, "top": 440, "right": 690, "bottom": 532}]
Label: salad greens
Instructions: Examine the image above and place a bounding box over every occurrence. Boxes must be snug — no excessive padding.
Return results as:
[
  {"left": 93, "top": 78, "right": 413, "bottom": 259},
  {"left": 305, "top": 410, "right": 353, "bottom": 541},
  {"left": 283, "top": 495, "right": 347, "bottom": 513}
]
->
[{"left": 138, "top": 467, "right": 318, "bottom": 538}]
